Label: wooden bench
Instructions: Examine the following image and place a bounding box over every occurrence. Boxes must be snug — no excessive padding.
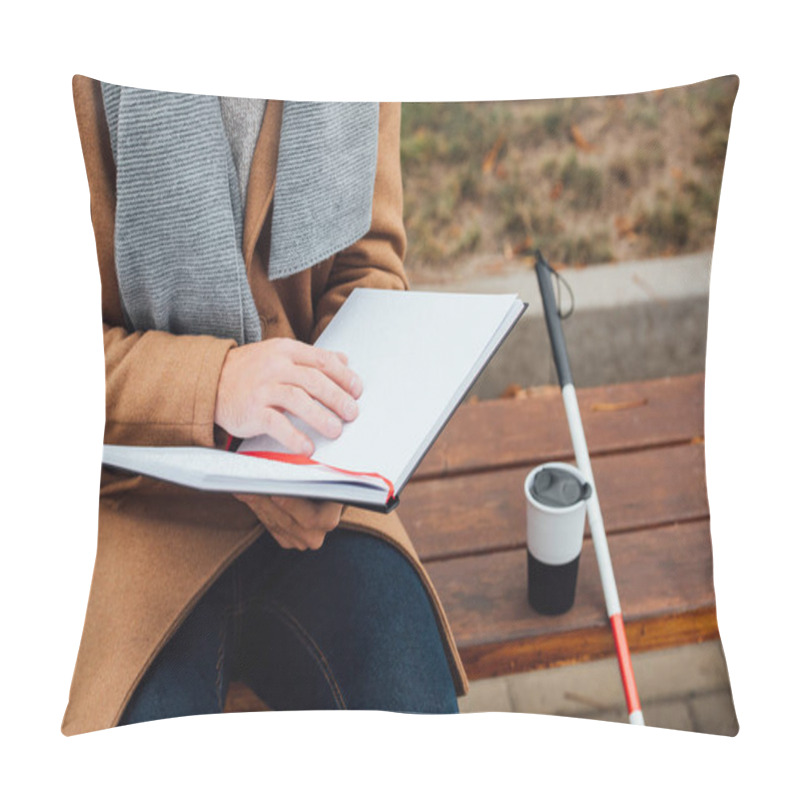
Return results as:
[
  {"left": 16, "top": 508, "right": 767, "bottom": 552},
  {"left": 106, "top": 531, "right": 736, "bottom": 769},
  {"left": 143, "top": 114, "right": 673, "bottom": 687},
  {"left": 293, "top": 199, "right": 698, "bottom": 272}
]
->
[{"left": 225, "top": 372, "right": 718, "bottom": 711}]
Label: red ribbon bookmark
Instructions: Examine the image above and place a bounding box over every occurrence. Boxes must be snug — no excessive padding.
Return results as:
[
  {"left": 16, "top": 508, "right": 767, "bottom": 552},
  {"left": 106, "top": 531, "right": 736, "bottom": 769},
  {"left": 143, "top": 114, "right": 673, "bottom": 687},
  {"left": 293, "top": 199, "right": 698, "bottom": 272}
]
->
[{"left": 234, "top": 447, "right": 395, "bottom": 503}]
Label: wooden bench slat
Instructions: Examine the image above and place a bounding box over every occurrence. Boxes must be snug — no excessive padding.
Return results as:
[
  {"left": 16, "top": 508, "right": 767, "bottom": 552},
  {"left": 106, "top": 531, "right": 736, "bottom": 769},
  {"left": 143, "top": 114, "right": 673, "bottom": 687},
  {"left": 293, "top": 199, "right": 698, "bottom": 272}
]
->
[
  {"left": 404, "top": 441, "right": 709, "bottom": 561},
  {"left": 426, "top": 519, "right": 718, "bottom": 679},
  {"left": 415, "top": 373, "right": 704, "bottom": 480},
  {"left": 460, "top": 607, "right": 720, "bottom": 681}
]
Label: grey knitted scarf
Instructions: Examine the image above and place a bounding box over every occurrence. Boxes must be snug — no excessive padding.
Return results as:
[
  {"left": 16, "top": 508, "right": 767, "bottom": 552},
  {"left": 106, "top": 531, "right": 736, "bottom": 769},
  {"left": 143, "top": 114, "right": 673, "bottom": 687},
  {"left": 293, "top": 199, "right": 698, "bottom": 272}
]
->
[{"left": 101, "top": 83, "right": 379, "bottom": 344}]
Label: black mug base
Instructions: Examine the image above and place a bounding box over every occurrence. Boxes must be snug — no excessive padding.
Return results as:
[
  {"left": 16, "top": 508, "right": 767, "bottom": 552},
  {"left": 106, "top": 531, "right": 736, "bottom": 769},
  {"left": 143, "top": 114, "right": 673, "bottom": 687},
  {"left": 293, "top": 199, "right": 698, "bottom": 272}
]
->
[{"left": 527, "top": 551, "right": 580, "bottom": 615}]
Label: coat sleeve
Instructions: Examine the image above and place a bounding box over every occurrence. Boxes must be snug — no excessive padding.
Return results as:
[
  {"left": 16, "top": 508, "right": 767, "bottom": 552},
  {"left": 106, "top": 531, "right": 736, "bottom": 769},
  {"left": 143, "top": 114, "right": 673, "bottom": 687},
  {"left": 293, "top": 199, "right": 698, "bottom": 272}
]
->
[
  {"left": 73, "top": 75, "right": 236, "bottom": 449},
  {"left": 102, "top": 325, "right": 235, "bottom": 447},
  {"left": 310, "top": 102, "right": 410, "bottom": 343}
]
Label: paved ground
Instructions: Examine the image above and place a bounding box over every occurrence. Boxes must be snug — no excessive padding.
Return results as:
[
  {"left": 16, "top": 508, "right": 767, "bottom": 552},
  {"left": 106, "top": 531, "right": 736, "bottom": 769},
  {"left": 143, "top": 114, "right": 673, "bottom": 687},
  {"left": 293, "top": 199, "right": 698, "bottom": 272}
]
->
[{"left": 457, "top": 640, "right": 738, "bottom": 736}]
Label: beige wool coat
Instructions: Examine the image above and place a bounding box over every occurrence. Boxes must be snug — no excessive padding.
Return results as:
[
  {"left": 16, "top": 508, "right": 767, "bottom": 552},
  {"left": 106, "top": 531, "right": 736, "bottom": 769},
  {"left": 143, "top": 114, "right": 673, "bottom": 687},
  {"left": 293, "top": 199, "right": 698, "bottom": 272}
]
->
[{"left": 62, "top": 76, "right": 468, "bottom": 736}]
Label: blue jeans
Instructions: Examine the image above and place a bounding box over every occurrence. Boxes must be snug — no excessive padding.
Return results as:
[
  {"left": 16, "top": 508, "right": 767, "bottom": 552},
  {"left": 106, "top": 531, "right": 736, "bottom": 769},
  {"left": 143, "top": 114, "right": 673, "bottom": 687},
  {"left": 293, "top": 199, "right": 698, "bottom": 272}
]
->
[{"left": 119, "top": 528, "right": 459, "bottom": 724}]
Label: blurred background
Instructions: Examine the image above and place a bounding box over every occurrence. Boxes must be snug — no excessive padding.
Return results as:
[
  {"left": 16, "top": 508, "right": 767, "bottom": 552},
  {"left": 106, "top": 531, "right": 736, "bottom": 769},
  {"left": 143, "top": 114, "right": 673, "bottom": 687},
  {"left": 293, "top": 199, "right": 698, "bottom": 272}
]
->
[
  {"left": 399, "top": 76, "right": 739, "bottom": 397},
  {"left": 401, "top": 76, "right": 737, "bottom": 282}
]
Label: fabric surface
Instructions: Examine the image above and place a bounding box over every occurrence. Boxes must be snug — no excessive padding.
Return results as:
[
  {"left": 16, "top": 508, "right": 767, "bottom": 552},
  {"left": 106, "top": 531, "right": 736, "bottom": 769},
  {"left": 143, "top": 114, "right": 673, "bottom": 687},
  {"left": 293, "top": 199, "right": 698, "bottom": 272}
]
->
[
  {"left": 219, "top": 96, "right": 268, "bottom": 208},
  {"left": 67, "top": 74, "right": 740, "bottom": 736},
  {"left": 101, "top": 83, "right": 380, "bottom": 345},
  {"left": 268, "top": 102, "right": 379, "bottom": 279},
  {"left": 101, "top": 83, "right": 263, "bottom": 344},
  {"left": 120, "top": 529, "right": 459, "bottom": 723}
]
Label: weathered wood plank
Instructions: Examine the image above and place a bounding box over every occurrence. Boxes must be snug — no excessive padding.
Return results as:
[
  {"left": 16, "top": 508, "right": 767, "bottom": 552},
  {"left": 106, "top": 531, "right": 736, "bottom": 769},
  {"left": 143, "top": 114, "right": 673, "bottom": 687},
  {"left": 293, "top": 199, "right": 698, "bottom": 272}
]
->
[
  {"left": 425, "top": 520, "right": 717, "bottom": 680},
  {"left": 460, "top": 608, "right": 720, "bottom": 679},
  {"left": 404, "top": 441, "right": 709, "bottom": 561},
  {"left": 414, "top": 373, "right": 704, "bottom": 480}
]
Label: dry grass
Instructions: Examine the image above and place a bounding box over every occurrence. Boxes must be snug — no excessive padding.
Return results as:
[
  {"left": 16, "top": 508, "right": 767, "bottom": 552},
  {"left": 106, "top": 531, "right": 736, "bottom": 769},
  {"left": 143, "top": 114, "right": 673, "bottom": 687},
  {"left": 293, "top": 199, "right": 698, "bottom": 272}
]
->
[{"left": 400, "top": 75, "right": 738, "bottom": 281}]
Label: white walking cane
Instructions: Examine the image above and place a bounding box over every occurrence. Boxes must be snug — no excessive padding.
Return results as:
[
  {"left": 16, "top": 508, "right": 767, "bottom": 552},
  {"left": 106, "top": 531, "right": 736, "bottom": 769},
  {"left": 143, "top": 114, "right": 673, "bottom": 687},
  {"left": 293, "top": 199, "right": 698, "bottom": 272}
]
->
[{"left": 535, "top": 250, "right": 645, "bottom": 725}]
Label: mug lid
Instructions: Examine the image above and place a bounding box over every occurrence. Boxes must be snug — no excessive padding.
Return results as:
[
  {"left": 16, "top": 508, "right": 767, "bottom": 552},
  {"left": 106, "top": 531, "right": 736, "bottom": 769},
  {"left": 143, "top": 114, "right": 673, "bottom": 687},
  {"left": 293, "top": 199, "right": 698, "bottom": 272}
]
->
[{"left": 530, "top": 467, "right": 592, "bottom": 508}]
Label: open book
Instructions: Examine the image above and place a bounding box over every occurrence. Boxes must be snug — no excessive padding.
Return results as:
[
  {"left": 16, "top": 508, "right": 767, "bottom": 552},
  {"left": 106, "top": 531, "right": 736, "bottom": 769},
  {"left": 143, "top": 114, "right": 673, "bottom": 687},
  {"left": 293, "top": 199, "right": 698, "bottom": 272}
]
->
[{"left": 102, "top": 288, "right": 526, "bottom": 512}]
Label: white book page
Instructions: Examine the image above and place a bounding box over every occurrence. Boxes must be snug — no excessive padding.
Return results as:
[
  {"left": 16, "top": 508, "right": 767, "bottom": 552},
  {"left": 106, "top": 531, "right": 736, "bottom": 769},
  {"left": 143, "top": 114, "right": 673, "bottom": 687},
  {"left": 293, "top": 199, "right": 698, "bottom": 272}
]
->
[
  {"left": 240, "top": 289, "right": 521, "bottom": 485},
  {"left": 102, "top": 445, "right": 388, "bottom": 493}
]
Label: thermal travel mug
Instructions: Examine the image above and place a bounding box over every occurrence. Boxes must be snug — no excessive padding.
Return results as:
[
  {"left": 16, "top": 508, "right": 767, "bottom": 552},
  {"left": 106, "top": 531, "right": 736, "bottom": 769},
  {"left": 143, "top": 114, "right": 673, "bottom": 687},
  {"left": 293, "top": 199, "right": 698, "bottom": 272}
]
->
[{"left": 524, "top": 462, "right": 592, "bottom": 615}]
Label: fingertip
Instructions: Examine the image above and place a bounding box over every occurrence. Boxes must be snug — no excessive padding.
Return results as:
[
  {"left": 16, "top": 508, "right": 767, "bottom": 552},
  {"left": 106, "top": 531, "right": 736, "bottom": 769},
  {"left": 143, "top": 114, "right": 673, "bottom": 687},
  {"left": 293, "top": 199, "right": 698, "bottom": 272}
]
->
[
  {"left": 343, "top": 398, "right": 358, "bottom": 422},
  {"left": 326, "top": 416, "right": 343, "bottom": 438}
]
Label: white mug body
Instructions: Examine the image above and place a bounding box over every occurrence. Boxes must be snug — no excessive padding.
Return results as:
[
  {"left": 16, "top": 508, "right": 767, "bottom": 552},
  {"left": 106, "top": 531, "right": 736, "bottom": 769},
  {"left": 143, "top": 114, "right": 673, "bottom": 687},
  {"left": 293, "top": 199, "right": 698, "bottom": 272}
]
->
[
  {"left": 524, "top": 462, "right": 589, "bottom": 614},
  {"left": 524, "top": 462, "right": 588, "bottom": 565}
]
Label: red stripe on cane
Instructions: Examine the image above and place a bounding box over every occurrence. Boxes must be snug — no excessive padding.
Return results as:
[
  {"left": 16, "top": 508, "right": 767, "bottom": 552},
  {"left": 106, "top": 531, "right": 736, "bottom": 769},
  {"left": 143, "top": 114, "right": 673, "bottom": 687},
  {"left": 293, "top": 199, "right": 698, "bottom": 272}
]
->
[
  {"left": 239, "top": 449, "right": 395, "bottom": 503},
  {"left": 610, "top": 613, "right": 641, "bottom": 714}
]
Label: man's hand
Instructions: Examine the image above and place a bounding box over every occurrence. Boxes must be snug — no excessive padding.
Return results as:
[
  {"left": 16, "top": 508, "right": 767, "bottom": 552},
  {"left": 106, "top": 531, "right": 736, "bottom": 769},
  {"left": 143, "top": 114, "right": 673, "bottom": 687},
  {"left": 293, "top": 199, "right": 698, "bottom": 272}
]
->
[
  {"left": 215, "top": 338, "right": 362, "bottom": 455},
  {"left": 234, "top": 493, "right": 343, "bottom": 550}
]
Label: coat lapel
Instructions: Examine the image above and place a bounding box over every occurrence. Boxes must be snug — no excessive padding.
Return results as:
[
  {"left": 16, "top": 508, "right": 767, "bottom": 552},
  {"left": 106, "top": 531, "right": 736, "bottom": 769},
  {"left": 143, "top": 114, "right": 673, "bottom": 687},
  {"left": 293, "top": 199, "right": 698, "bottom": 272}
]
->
[{"left": 243, "top": 99, "right": 284, "bottom": 271}]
